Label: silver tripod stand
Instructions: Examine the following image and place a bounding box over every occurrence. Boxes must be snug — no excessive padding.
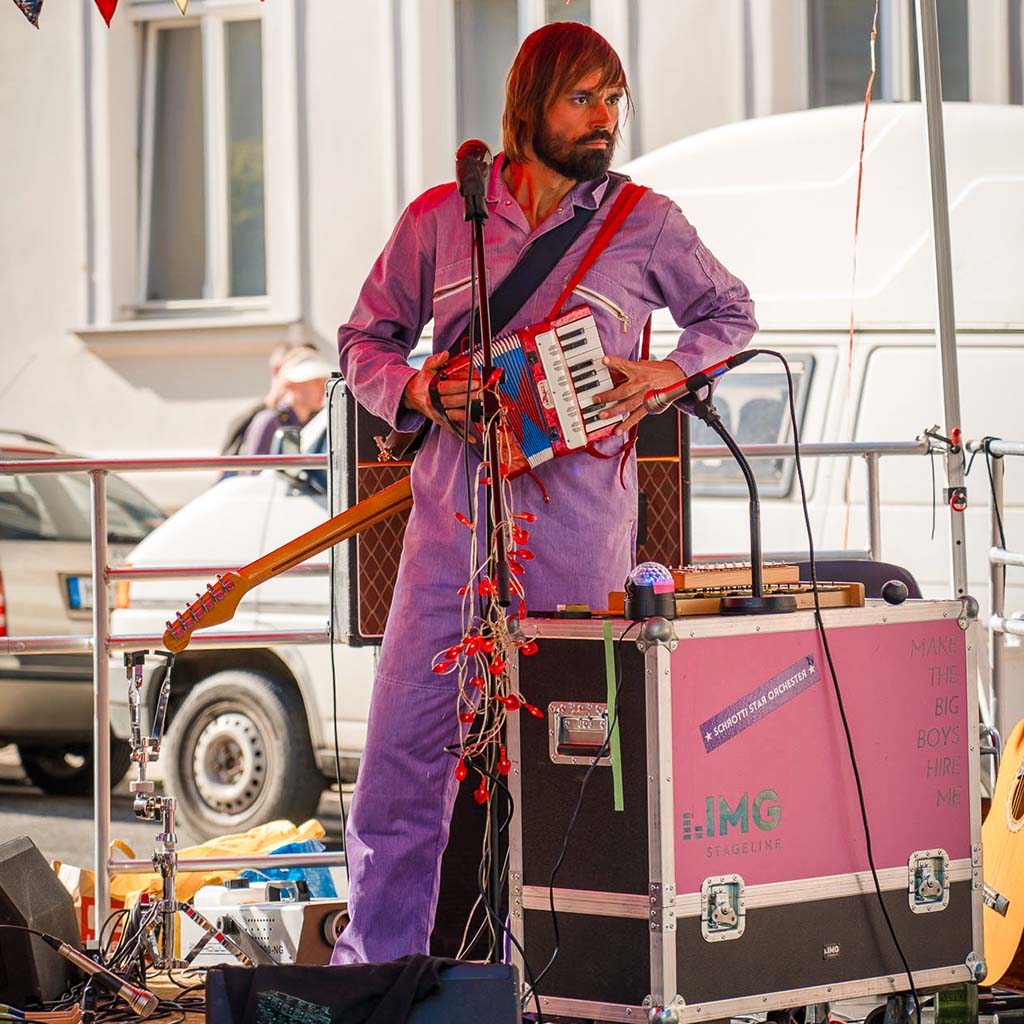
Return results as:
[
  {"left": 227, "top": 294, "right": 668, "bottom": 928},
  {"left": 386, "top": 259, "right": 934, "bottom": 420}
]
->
[{"left": 120, "top": 651, "right": 260, "bottom": 970}]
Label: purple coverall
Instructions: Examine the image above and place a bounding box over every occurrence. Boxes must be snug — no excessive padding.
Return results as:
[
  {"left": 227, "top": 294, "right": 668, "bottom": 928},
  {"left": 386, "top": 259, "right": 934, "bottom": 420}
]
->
[{"left": 330, "top": 157, "right": 757, "bottom": 964}]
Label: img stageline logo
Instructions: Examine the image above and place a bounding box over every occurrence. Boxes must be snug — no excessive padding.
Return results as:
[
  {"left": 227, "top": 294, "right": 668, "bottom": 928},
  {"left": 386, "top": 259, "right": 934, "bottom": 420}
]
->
[{"left": 682, "top": 789, "right": 782, "bottom": 853}]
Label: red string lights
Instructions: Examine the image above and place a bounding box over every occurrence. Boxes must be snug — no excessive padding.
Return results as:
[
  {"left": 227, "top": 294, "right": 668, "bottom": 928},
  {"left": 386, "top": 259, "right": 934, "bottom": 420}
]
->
[{"left": 431, "top": 401, "right": 546, "bottom": 805}]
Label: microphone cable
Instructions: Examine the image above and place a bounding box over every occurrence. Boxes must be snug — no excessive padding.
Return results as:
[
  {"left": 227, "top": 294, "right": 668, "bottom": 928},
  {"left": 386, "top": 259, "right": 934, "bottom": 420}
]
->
[{"left": 750, "top": 347, "right": 922, "bottom": 1024}]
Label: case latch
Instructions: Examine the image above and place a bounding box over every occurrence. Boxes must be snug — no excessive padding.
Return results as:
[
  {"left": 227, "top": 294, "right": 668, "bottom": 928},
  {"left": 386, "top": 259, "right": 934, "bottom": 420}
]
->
[
  {"left": 700, "top": 874, "right": 745, "bottom": 941},
  {"left": 908, "top": 848, "right": 950, "bottom": 912}
]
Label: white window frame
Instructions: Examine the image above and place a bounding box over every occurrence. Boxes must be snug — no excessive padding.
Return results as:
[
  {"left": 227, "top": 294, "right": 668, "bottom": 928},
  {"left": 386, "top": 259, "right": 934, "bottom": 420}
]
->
[
  {"left": 137, "top": 5, "right": 267, "bottom": 312},
  {"left": 75, "top": 0, "right": 302, "bottom": 353}
]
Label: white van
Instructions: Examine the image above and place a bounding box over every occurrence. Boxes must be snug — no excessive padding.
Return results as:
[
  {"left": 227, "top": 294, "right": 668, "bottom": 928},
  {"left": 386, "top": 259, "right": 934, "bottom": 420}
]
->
[
  {"left": 633, "top": 101, "right": 1023, "bottom": 612},
  {"left": 109, "top": 410, "right": 376, "bottom": 836},
  {"left": 109, "top": 102, "right": 1024, "bottom": 835}
]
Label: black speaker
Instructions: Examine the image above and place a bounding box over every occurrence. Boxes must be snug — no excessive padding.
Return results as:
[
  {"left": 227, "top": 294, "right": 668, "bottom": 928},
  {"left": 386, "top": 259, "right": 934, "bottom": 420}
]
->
[
  {"left": 205, "top": 961, "right": 520, "bottom": 1023},
  {"left": 0, "top": 835, "right": 81, "bottom": 1008}
]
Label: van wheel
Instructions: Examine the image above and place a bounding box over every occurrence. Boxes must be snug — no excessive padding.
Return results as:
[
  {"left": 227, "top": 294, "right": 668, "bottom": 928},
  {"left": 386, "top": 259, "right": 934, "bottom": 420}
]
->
[
  {"left": 17, "top": 736, "right": 132, "bottom": 796},
  {"left": 164, "top": 671, "right": 322, "bottom": 837}
]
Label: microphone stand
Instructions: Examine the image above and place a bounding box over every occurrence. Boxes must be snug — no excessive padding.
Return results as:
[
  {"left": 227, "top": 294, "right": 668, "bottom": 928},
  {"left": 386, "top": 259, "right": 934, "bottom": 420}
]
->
[
  {"left": 463, "top": 177, "right": 511, "bottom": 967},
  {"left": 465, "top": 194, "right": 511, "bottom": 609},
  {"left": 689, "top": 393, "right": 796, "bottom": 615}
]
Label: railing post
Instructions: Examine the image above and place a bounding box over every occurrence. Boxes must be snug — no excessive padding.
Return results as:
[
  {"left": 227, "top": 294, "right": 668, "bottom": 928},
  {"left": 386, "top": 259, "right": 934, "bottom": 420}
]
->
[
  {"left": 90, "top": 468, "right": 111, "bottom": 927},
  {"left": 865, "top": 453, "right": 882, "bottom": 561},
  {"left": 990, "top": 453, "right": 1006, "bottom": 737}
]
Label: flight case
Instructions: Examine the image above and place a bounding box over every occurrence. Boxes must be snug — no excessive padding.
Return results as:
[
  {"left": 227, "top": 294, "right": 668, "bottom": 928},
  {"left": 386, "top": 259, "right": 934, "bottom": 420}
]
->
[{"left": 507, "top": 600, "right": 984, "bottom": 1022}]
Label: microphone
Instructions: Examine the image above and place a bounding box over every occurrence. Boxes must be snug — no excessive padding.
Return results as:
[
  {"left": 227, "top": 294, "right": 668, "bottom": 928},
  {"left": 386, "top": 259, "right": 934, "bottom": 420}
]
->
[
  {"left": 40, "top": 934, "right": 159, "bottom": 1017},
  {"left": 643, "top": 349, "right": 759, "bottom": 415},
  {"left": 455, "top": 140, "right": 492, "bottom": 221}
]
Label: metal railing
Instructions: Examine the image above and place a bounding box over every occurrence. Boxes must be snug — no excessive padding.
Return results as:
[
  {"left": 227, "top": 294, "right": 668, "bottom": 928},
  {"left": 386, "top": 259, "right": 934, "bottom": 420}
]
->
[
  {"left": 0, "top": 452, "right": 336, "bottom": 923},
  {"left": 0, "top": 438, "right": 930, "bottom": 921},
  {"left": 966, "top": 438, "right": 1023, "bottom": 738}
]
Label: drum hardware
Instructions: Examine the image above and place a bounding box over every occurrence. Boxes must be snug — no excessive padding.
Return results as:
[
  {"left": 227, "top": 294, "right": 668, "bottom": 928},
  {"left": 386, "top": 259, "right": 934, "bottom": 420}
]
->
[{"left": 119, "top": 651, "right": 258, "bottom": 971}]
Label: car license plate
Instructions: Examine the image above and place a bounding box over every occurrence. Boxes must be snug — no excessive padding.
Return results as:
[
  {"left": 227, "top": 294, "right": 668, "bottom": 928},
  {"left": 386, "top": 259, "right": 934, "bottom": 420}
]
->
[{"left": 66, "top": 575, "right": 94, "bottom": 610}]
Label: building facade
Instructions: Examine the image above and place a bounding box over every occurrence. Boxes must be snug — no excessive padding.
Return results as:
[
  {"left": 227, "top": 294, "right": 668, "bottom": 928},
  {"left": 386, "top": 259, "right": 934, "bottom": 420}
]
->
[{"left": 1, "top": 0, "right": 1021, "bottom": 507}]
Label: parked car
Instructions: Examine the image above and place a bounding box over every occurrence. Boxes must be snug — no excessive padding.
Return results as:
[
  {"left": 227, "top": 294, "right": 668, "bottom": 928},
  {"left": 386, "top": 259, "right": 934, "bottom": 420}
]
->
[
  {"left": 0, "top": 430, "right": 166, "bottom": 794},
  {"left": 109, "top": 410, "right": 376, "bottom": 837}
]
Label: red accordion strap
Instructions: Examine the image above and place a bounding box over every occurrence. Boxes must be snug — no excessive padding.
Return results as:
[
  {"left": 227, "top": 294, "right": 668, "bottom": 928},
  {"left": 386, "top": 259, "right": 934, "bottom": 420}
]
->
[{"left": 547, "top": 182, "right": 648, "bottom": 321}]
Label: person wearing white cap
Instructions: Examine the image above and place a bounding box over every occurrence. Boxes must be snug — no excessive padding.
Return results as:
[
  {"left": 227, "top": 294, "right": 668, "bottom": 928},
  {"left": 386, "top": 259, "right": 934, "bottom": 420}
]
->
[{"left": 239, "top": 347, "right": 333, "bottom": 456}]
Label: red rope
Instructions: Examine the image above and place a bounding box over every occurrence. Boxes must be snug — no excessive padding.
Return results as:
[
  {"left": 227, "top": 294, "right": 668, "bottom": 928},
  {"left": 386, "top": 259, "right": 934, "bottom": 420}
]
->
[{"left": 843, "top": 0, "right": 880, "bottom": 546}]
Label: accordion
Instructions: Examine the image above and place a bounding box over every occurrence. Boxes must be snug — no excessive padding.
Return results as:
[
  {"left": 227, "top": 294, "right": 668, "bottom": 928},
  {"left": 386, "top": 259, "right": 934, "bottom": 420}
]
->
[{"left": 442, "top": 305, "right": 626, "bottom": 471}]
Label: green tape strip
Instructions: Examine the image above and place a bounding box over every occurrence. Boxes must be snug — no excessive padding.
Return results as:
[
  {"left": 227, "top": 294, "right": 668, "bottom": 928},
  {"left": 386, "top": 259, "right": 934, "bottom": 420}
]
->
[{"left": 603, "top": 619, "right": 624, "bottom": 812}]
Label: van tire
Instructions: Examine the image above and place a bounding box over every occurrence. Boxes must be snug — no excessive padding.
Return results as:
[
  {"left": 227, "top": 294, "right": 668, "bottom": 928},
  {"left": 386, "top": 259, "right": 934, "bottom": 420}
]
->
[
  {"left": 164, "top": 670, "right": 322, "bottom": 837},
  {"left": 17, "top": 736, "right": 132, "bottom": 796}
]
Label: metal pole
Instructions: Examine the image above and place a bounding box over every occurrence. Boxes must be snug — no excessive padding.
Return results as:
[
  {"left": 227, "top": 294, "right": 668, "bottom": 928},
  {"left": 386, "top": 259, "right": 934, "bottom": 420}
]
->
[
  {"left": 90, "top": 469, "right": 111, "bottom": 927},
  {"left": 914, "top": 0, "right": 969, "bottom": 600},
  {"left": 990, "top": 455, "right": 1006, "bottom": 736},
  {"left": 865, "top": 453, "right": 881, "bottom": 561},
  {"left": 680, "top": 412, "right": 693, "bottom": 565}
]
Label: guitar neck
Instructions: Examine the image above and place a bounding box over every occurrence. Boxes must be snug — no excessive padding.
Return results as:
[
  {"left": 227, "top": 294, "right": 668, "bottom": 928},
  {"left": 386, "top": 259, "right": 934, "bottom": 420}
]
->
[
  {"left": 241, "top": 475, "right": 413, "bottom": 588},
  {"left": 162, "top": 476, "right": 412, "bottom": 652}
]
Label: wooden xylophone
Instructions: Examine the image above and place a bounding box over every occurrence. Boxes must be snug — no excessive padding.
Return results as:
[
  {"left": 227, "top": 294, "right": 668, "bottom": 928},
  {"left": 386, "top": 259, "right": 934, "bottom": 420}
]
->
[{"left": 608, "top": 561, "right": 865, "bottom": 617}]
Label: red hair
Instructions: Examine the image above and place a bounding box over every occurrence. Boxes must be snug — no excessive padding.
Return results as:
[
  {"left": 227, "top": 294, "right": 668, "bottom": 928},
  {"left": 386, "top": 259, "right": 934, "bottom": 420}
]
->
[{"left": 502, "top": 22, "right": 631, "bottom": 163}]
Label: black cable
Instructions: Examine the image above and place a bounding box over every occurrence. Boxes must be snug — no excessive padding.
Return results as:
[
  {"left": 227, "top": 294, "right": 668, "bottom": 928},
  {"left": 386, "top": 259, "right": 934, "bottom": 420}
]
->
[
  {"left": 467, "top": 761, "right": 544, "bottom": 1024},
  {"left": 965, "top": 437, "right": 1006, "bottom": 549},
  {"left": 752, "top": 348, "right": 922, "bottom": 1024},
  {"left": 528, "top": 619, "right": 640, "bottom": 997},
  {"left": 928, "top": 444, "right": 938, "bottom": 541},
  {"left": 325, "top": 374, "right": 349, "bottom": 851},
  {"left": 96, "top": 908, "right": 130, "bottom": 967},
  {"left": 0, "top": 924, "right": 202, "bottom": 1022}
]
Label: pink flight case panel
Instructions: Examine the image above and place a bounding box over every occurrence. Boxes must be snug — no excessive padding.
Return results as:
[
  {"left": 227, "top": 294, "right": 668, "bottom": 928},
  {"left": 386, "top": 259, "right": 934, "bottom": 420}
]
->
[{"left": 508, "top": 600, "right": 984, "bottom": 1024}]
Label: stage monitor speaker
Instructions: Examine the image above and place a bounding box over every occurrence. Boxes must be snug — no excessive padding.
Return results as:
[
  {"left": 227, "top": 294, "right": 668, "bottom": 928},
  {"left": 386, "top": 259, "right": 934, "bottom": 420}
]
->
[
  {"left": 0, "top": 835, "right": 80, "bottom": 1008},
  {"left": 331, "top": 387, "right": 686, "bottom": 644}
]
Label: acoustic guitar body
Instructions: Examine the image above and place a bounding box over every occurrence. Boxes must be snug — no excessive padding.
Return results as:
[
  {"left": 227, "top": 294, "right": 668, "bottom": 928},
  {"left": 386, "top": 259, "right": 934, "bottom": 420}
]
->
[{"left": 983, "top": 718, "right": 1024, "bottom": 990}]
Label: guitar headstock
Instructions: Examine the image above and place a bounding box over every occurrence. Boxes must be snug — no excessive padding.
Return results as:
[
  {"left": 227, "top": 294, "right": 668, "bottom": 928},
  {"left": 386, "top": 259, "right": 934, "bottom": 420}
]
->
[{"left": 163, "top": 572, "right": 247, "bottom": 653}]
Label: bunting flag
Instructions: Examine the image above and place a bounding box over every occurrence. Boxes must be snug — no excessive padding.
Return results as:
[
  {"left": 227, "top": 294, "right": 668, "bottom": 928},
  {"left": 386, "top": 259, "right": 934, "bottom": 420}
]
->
[
  {"left": 14, "top": 0, "right": 262, "bottom": 27},
  {"left": 93, "top": 0, "right": 117, "bottom": 27},
  {"left": 12, "top": 0, "right": 43, "bottom": 27}
]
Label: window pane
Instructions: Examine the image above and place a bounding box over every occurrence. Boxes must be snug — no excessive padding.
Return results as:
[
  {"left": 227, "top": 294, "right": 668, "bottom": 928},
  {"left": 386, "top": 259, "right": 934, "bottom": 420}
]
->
[
  {"left": 545, "top": 0, "right": 590, "bottom": 24},
  {"left": 908, "top": 0, "right": 970, "bottom": 101},
  {"left": 690, "top": 356, "right": 815, "bottom": 498},
  {"left": 226, "top": 20, "right": 267, "bottom": 297},
  {"left": 1012, "top": 0, "right": 1023, "bottom": 105},
  {"left": 454, "top": 0, "right": 518, "bottom": 150},
  {"left": 0, "top": 471, "right": 163, "bottom": 543},
  {"left": 147, "top": 26, "right": 206, "bottom": 301},
  {"left": 807, "top": 0, "right": 882, "bottom": 107}
]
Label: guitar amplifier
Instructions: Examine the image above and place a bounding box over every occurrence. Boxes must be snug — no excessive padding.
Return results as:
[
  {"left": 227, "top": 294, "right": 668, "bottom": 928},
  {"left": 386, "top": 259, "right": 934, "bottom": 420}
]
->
[
  {"left": 507, "top": 600, "right": 984, "bottom": 1021},
  {"left": 329, "top": 383, "right": 686, "bottom": 643}
]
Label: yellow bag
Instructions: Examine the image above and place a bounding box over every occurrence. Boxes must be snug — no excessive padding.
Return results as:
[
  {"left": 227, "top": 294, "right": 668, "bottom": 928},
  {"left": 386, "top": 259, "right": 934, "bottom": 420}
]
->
[
  {"left": 110, "top": 818, "right": 326, "bottom": 907},
  {"left": 52, "top": 859, "right": 124, "bottom": 943}
]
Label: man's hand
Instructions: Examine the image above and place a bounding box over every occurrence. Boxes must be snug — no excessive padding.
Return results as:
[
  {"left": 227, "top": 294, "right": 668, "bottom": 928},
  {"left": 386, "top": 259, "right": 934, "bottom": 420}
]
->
[
  {"left": 402, "top": 352, "right": 482, "bottom": 442},
  {"left": 593, "top": 356, "right": 686, "bottom": 434}
]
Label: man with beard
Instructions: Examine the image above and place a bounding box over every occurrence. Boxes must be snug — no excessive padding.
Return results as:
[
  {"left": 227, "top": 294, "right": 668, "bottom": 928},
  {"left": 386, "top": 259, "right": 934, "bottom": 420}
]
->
[{"left": 330, "top": 21, "right": 756, "bottom": 964}]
